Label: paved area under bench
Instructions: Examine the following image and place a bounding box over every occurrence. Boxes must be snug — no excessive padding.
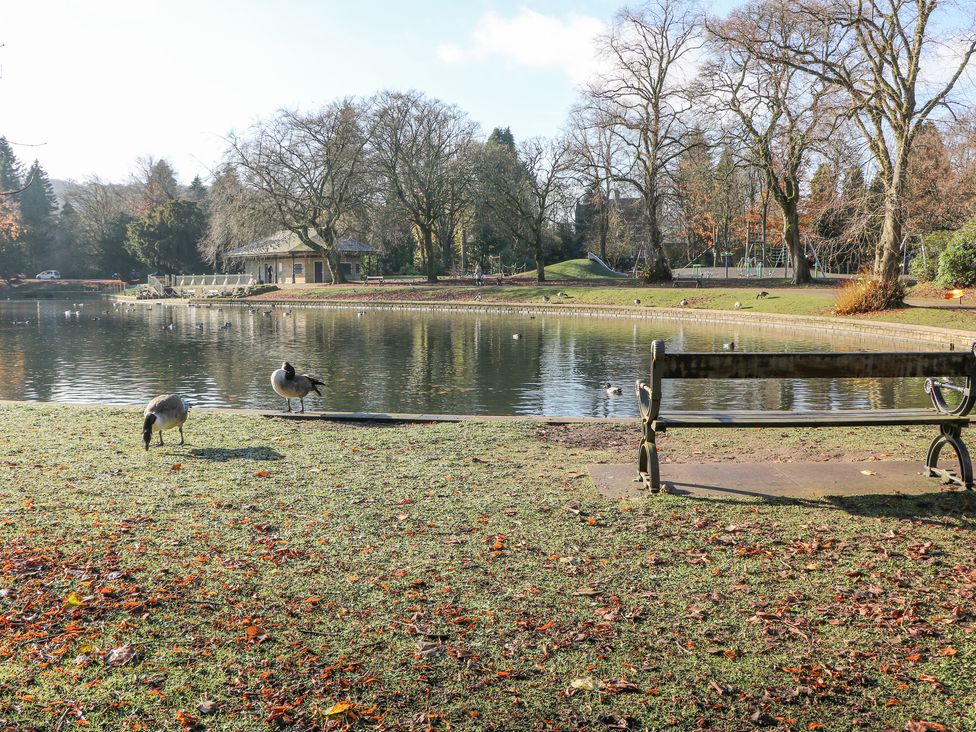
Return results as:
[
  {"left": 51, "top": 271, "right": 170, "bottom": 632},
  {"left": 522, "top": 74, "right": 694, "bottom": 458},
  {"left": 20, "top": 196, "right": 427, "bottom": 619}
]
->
[{"left": 588, "top": 460, "right": 968, "bottom": 500}]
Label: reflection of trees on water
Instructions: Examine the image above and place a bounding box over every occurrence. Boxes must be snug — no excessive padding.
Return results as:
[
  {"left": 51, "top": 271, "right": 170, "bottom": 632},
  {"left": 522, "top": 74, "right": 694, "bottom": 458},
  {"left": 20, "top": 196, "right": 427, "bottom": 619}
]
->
[{"left": 0, "top": 300, "right": 936, "bottom": 417}]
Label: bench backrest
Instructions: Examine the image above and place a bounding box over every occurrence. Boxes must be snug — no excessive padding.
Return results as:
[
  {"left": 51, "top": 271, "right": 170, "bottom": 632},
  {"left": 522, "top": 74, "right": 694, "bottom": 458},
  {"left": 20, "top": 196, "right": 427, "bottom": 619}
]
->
[{"left": 639, "top": 339, "right": 976, "bottom": 419}]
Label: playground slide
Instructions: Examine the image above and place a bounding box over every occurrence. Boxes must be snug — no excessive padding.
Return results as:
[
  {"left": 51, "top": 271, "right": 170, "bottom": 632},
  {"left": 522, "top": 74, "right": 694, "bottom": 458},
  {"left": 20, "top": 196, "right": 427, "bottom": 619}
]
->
[{"left": 586, "top": 252, "right": 628, "bottom": 276}]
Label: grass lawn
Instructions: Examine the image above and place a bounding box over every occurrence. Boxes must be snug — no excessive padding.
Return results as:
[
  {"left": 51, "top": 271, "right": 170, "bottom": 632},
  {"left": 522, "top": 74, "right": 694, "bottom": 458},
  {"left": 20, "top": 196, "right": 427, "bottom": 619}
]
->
[
  {"left": 1, "top": 403, "right": 974, "bottom": 730},
  {"left": 239, "top": 281, "right": 976, "bottom": 333},
  {"left": 513, "top": 258, "right": 632, "bottom": 281}
]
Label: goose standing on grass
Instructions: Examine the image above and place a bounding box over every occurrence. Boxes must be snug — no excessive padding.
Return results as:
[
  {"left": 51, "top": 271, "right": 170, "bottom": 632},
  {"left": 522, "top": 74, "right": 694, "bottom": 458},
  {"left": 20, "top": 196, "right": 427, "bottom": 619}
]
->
[
  {"left": 271, "top": 362, "right": 325, "bottom": 413},
  {"left": 604, "top": 382, "right": 623, "bottom": 395},
  {"left": 142, "top": 395, "right": 190, "bottom": 450}
]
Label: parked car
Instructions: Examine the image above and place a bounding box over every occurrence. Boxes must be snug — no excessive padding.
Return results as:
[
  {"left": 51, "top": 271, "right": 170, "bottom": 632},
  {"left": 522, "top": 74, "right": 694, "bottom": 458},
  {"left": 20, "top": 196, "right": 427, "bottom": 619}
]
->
[{"left": 35, "top": 270, "right": 61, "bottom": 280}]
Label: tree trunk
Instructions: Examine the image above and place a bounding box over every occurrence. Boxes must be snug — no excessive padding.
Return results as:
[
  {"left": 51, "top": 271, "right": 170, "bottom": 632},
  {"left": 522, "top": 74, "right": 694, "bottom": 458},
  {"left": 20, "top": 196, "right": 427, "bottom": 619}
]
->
[
  {"left": 782, "top": 200, "right": 810, "bottom": 285},
  {"left": 877, "top": 177, "right": 906, "bottom": 282},
  {"left": 327, "top": 246, "right": 346, "bottom": 284},
  {"left": 598, "top": 200, "right": 608, "bottom": 262},
  {"left": 642, "top": 199, "right": 672, "bottom": 282},
  {"left": 535, "top": 246, "right": 546, "bottom": 283},
  {"left": 423, "top": 227, "right": 437, "bottom": 283}
]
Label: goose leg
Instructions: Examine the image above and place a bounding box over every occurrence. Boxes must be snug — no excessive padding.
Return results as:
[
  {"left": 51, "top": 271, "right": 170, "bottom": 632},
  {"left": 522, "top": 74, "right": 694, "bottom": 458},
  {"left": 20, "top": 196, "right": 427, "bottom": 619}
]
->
[
  {"left": 178, "top": 426, "right": 185, "bottom": 446},
  {"left": 157, "top": 432, "right": 164, "bottom": 446},
  {"left": 284, "top": 398, "right": 291, "bottom": 413},
  {"left": 300, "top": 397, "right": 305, "bottom": 413}
]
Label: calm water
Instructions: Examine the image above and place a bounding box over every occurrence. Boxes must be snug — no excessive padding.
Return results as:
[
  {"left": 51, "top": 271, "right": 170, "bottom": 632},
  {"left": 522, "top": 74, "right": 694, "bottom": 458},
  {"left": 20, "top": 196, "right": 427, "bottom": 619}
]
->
[{"left": 0, "top": 299, "right": 933, "bottom": 417}]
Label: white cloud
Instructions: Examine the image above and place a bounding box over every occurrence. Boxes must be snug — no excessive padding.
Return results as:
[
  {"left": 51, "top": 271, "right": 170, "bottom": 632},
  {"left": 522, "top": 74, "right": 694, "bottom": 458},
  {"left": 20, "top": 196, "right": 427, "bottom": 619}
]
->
[{"left": 438, "top": 8, "right": 605, "bottom": 84}]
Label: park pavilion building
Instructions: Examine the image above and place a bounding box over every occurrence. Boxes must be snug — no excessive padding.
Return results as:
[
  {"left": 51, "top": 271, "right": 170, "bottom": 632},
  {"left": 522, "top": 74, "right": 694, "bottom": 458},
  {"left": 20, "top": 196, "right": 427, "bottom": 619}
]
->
[{"left": 224, "top": 230, "right": 379, "bottom": 284}]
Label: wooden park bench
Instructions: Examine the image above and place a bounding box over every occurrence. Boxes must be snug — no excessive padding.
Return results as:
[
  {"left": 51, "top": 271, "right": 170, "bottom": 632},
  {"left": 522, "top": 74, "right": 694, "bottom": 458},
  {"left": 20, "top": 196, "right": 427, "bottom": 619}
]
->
[
  {"left": 364, "top": 275, "right": 385, "bottom": 284},
  {"left": 635, "top": 340, "right": 976, "bottom": 493}
]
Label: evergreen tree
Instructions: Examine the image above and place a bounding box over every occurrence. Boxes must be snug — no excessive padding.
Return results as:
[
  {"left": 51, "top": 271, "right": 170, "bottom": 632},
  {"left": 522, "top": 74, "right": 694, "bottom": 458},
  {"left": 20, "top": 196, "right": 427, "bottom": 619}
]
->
[
  {"left": 18, "top": 160, "right": 57, "bottom": 270},
  {"left": 186, "top": 175, "right": 207, "bottom": 203},
  {"left": 125, "top": 199, "right": 206, "bottom": 273},
  {"left": 0, "top": 138, "right": 22, "bottom": 193},
  {"left": 487, "top": 127, "right": 515, "bottom": 150}
]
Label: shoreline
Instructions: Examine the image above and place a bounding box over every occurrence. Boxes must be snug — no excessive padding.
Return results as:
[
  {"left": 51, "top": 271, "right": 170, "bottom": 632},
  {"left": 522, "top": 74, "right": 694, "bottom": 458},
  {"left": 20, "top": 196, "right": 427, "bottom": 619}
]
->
[{"left": 167, "top": 295, "right": 976, "bottom": 348}]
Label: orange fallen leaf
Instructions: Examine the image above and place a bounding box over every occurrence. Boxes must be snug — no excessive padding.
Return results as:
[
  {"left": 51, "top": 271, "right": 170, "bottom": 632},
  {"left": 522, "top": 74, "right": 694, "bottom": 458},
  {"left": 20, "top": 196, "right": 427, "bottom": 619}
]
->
[
  {"left": 939, "top": 647, "right": 957, "bottom": 657},
  {"left": 65, "top": 592, "right": 85, "bottom": 607},
  {"left": 324, "top": 701, "right": 356, "bottom": 719},
  {"left": 170, "top": 464, "right": 182, "bottom": 471},
  {"left": 255, "top": 471, "right": 269, "bottom": 478}
]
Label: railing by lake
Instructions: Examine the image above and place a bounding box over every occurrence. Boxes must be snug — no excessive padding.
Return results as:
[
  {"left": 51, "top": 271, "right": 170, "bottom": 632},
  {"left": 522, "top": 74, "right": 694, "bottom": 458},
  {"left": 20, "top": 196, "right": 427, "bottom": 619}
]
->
[{"left": 147, "top": 274, "right": 256, "bottom": 298}]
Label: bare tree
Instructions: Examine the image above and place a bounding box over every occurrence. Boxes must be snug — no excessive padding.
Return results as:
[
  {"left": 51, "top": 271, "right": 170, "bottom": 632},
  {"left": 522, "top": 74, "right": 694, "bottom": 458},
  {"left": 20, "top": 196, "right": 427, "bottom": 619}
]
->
[
  {"left": 587, "top": 0, "right": 704, "bottom": 281},
  {"left": 229, "top": 98, "right": 371, "bottom": 284},
  {"left": 706, "top": 1, "right": 846, "bottom": 283},
  {"left": 199, "top": 166, "right": 278, "bottom": 268},
  {"left": 743, "top": 0, "right": 976, "bottom": 282},
  {"left": 567, "top": 104, "right": 626, "bottom": 263},
  {"left": 369, "top": 91, "right": 477, "bottom": 283},
  {"left": 482, "top": 137, "right": 574, "bottom": 282}
]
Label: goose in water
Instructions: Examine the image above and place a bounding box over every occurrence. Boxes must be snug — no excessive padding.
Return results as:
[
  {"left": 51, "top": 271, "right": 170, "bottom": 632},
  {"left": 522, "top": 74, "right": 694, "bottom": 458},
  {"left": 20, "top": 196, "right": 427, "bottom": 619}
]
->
[
  {"left": 271, "top": 362, "right": 325, "bottom": 413},
  {"left": 604, "top": 382, "right": 623, "bottom": 395},
  {"left": 722, "top": 342, "right": 736, "bottom": 351},
  {"left": 512, "top": 333, "right": 523, "bottom": 340},
  {"left": 142, "top": 395, "right": 190, "bottom": 450}
]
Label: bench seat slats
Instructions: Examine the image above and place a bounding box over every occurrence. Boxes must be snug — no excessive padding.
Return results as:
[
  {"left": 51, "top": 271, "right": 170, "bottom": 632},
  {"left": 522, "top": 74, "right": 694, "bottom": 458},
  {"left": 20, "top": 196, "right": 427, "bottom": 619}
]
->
[
  {"left": 658, "top": 352, "right": 973, "bottom": 380},
  {"left": 654, "top": 409, "right": 969, "bottom": 429}
]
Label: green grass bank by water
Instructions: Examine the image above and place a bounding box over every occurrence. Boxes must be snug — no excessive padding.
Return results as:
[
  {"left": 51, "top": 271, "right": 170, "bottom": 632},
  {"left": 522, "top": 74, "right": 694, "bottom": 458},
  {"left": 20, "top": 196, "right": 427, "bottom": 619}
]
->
[{"left": 1, "top": 402, "right": 974, "bottom": 730}]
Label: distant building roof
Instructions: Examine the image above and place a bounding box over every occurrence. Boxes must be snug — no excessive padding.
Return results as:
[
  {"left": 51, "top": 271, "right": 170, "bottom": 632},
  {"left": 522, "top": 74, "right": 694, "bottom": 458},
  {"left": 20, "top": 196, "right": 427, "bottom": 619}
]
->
[{"left": 224, "top": 230, "right": 379, "bottom": 258}]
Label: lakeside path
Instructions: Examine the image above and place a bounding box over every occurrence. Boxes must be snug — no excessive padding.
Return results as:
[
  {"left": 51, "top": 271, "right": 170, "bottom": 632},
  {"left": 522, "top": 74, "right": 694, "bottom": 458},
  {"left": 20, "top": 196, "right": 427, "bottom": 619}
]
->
[
  {"left": 1, "top": 402, "right": 974, "bottom": 730},
  {"left": 237, "top": 282, "right": 976, "bottom": 334}
]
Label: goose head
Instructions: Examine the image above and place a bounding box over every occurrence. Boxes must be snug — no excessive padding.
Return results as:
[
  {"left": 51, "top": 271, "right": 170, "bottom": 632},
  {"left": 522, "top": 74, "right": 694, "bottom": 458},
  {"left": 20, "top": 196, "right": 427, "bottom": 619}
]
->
[
  {"left": 142, "top": 413, "right": 156, "bottom": 451},
  {"left": 283, "top": 362, "right": 296, "bottom": 380}
]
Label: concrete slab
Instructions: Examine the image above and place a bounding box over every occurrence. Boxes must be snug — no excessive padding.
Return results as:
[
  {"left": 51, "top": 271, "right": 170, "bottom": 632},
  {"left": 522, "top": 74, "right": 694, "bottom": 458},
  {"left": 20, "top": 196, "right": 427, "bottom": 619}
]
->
[{"left": 587, "top": 460, "right": 965, "bottom": 501}]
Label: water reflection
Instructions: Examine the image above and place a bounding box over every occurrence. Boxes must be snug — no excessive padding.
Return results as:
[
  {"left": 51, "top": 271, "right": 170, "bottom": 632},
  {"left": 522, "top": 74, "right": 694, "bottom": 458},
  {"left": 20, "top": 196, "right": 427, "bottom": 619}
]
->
[{"left": 0, "top": 299, "right": 933, "bottom": 417}]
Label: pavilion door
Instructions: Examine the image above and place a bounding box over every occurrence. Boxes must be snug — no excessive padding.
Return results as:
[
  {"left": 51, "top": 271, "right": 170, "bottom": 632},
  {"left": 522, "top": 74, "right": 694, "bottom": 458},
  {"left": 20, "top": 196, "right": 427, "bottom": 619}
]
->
[{"left": 314, "top": 261, "right": 324, "bottom": 283}]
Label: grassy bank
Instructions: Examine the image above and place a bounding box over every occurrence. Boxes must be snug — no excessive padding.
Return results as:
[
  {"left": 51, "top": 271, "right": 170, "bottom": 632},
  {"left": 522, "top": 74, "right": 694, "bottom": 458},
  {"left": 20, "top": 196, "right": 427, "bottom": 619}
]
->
[
  {"left": 240, "top": 283, "right": 976, "bottom": 333},
  {"left": 1, "top": 403, "right": 974, "bottom": 730}
]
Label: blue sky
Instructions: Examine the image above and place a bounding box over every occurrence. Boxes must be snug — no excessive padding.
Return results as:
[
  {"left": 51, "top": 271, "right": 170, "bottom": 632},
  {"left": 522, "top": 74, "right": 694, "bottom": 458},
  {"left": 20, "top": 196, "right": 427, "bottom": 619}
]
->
[{"left": 1, "top": 0, "right": 737, "bottom": 183}]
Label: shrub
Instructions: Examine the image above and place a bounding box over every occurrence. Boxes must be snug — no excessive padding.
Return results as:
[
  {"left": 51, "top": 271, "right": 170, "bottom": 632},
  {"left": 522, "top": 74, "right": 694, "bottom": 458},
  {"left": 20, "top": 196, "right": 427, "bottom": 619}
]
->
[
  {"left": 909, "top": 230, "right": 952, "bottom": 282},
  {"left": 936, "top": 216, "right": 976, "bottom": 288},
  {"left": 834, "top": 275, "right": 907, "bottom": 315}
]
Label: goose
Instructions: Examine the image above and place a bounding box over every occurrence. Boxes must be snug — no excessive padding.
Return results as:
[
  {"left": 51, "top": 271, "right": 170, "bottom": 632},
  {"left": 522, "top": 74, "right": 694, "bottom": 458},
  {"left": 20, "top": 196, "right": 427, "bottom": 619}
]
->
[
  {"left": 679, "top": 299, "right": 689, "bottom": 307},
  {"left": 633, "top": 299, "right": 641, "bottom": 305},
  {"left": 722, "top": 342, "right": 736, "bottom": 351},
  {"left": 756, "top": 291, "right": 769, "bottom": 299},
  {"left": 271, "top": 362, "right": 325, "bottom": 413},
  {"left": 512, "top": 333, "right": 523, "bottom": 340},
  {"left": 221, "top": 322, "right": 232, "bottom": 329},
  {"left": 262, "top": 311, "right": 273, "bottom": 317},
  {"left": 734, "top": 301, "right": 742, "bottom": 309},
  {"left": 604, "top": 382, "right": 623, "bottom": 395},
  {"left": 557, "top": 291, "right": 569, "bottom": 298},
  {"left": 142, "top": 395, "right": 190, "bottom": 450},
  {"left": 542, "top": 295, "right": 550, "bottom": 303}
]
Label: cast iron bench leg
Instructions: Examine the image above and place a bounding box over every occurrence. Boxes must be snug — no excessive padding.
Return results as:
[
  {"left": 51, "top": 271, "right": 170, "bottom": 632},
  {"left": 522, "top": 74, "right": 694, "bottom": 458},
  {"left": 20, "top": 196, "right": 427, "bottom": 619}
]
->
[
  {"left": 925, "top": 424, "right": 974, "bottom": 489},
  {"left": 638, "top": 434, "right": 661, "bottom": 493}
]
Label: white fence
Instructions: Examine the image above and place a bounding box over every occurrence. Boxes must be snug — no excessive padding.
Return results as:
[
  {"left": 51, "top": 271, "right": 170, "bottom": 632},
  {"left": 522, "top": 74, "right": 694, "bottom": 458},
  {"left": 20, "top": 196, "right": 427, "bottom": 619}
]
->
[{"left": 147, "top": 274, "right": 256, "bottom": 298}]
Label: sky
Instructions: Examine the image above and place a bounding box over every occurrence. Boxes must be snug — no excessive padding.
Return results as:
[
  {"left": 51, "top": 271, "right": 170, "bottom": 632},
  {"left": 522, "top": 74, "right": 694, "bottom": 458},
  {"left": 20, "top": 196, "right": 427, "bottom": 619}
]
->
[{"left": 0, "top": 0, "right": 740, "bottom": 185}]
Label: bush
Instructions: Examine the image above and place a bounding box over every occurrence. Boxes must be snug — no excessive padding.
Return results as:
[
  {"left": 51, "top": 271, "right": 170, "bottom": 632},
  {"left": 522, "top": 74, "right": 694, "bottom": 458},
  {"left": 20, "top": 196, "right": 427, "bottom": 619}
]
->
[
  {"left": 834, "top": 275, "right": 907, "bottom": 315},
  {"left": 909, "top": 230, "right": 952, "bottom": 282},
  {"left": 936, "top": 216, "right": 976, "bottom": 288}
]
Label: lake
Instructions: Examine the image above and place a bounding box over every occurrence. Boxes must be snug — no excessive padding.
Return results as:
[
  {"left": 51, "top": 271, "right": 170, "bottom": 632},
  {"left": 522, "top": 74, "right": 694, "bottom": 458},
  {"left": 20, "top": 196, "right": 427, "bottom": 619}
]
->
[{"left": 0, "top": 299, "right": 933, "bottom": 417}]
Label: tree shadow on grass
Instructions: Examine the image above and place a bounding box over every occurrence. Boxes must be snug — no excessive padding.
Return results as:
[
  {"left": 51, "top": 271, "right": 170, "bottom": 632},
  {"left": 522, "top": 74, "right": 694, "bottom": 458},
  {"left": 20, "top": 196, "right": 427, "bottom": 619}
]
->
[{"left": 188, "top": 447, "right": 284, "bottom": 462}]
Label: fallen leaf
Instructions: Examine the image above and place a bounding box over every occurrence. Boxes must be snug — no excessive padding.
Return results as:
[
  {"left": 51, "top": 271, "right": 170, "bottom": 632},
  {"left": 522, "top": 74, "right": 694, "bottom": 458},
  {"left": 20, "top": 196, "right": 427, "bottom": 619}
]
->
[
  {"left": 196, "top": 698, "right": 218, "bottom": 715},
  {"left": 324, "top": 701, "right": 357, "bottom": 719},
  {"left": 104, "top": 645, "right": 137, "bottom": 667},
  {"left": 938, "top": 647, "right": 957, "bottom": 657},
  {"left": 170, "top": 463, "right": 182, "bottom": 471},
  {"left": 65, "top": 592, "right": 85, "bottom": 607},
  {"left": 576, "top": 586, "right": 601, "bottom": 596},
  {"left": 254, "top": 471, "right": 270, "bottom": 478},
  {"left": 569, "top": 676, "right": 605, "bottom": 692},
  {"left": 860, "top": 470, "right": 878, "bottom": 476}
]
